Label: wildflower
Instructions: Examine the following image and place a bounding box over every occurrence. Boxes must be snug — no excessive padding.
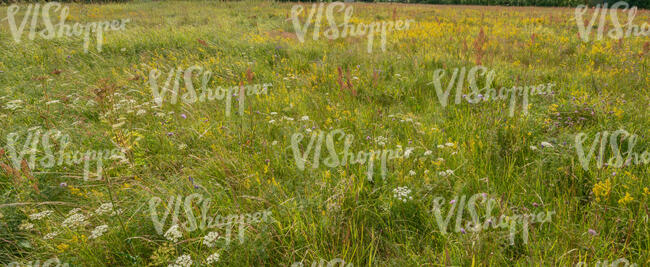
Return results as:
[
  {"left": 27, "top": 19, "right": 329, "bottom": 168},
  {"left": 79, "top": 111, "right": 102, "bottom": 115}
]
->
[
  {"left": 62, "top": 213, "right": 88, "bottom": 228},
  {"left": 94, "top": 203, "right": 113, "bottom": 216},
  {"left": 436, "top": 158, "right": 444, "bottom": 162},
  {"left": 29, "top": 210, "right": 53, "bottom": 220},
  {"left": 445, "top": 142, "right": 455, "bottom": 147},
  {"left": 460, "top": 227, "right": 466, "bottom": 234},
  {"left": 392, "top": 186, "right": 412, "bottom": 202},
  {"left": 404, "top": 148, "right": 414, "bottom": 158},
  {"left": 136, "top": 109, "right": 146, "bottom": 116},
  {"left": 409, "top": 170, "right": 416, "bottom": 176},
  {"left": 271, "top": 141, "right": 278, "bottom": 145},
  {"left": 19, "top": 222, "right": 34, "bottom": 231},
  {"left": 301, "top": 116, "right": 309, "bottom": 121},
  {"left": 164, "top": 224, "right": 183, "bottom": 242},
  {"left": 270, "top": 112, "right": 277, "bottom": 115},
  {"left": 169, "top": 254, "right": 192, "bottom": 267},
  {"left": 437, "top": 145, "right": 445, "bottom": 149},
  {"left": 530, "top": 146, "right": 538, "bottom": 151},
  {"left": 439, "top": 169, "right": 454, "bottom": 177},
  {"left": 593, "top": 179, "right": 611, "bottom": 202},
  {"left": 424, "top": 150, "right": 432, "bottom": 156},
  {"left": 60, "top": 182, "right": 68, "bottom": 187},
  {"left": 588, "top": 229, "right": 598, "bottom": 236},
  {"left": 90, "top": 225, "right": 109, "bottom": 239},
  {"left": 206, "top": 253, "right": 220, "bottom": 264},
  {"left": 180, "top": 114, "right": 187, "bottom": 119},
  {"left": 449, "top": 199, "right": 457, "bottom": 205},
  {"left": 618, "top": 192, "right": 633, "bottom": 205},
  {"left": 540, "top": 142, "right": 554, "bottom": 148},
  {"left": 44, "top": 231, "right": 59, "bottom": 240},
  {"left": 268, "top": 119, "right": 276, "bottom": 124},
  {"left": 202, "top": 232, "right": 220, "bottom": 248},
  {"left": 67, "top": 208, "right": 82, "bottom": 215}
]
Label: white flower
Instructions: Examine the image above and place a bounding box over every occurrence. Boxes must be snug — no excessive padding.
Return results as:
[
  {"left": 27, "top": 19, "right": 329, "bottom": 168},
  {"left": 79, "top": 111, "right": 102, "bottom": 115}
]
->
[
  {"left": 392, "top": 186, "right": 412, "bottom": 202},
  {"left": 301, "top": 116, "right": 309, "bottom": 121},
  {"left": 271, "top": 141, "right": 278, "bottom": 145},
  {"left": 530, "top": 146, "right": 538, "bottom": 151},
  {"left": 409, "top": 170, "right": 416, "bottom": 176},
  {"left": 46, "top": 100, "right": 60, "bottom": 105},
  {"left": 19, "top": 222, "right": 34, "bottom": 231},
  {"left": 178, "top": 143, "right": 187, "bottom": 150},
  {"left": 202, "top": 232, "right": 220, "bottom": 248},
  {"left": 67, "top": 208, "right": 82, "bottom": 215},
  {"left": 283, "top": 116, "right": 294, "bottom": 121},
  {"left": 94, "top": 203, "right": 113, "bottom": 216},
  {"left": 268, "top": 119, "right": 276, "bottom": 124},
  {"left": 424, "top": 150, "right": 432, "bottom": 156},
  {"left": 43, "top": 231, "right": 59, "bottom": 240},
  {"left": 112, "top": 122, "right": 125, "bottom": 129},
  {"left": 270, "top": 112, "right": 278, "bottom": 115},
  {"left": 164, "top": 224, "right": 183, "bottom": 243},
  {"left": 439, "top": 169, "right": 454, "bottom": 177},
  {"left": 136, "top": 109, "right": 146, "bottom": 116},
  {"left": 445, "top": 142, "right": 455, "bottom": 147},
  {"left": 424, "top": 170, "right": 430, "bottom": 174},
  {"left": 540, "top": 142, "right": 554, "bottom": 148},
  {"left": 437, "top": 145, "right": 445, "bottom": 149},
  {"left": 29, "top": 210, "right": 53, "bottom": 220},
  {"left": 404, "top": 148, "right": 414, "bottom": 158},
  {"left": 436, "top": 158, "right": 444, "bottom": 162},
  {"left": 62, "top": 213, "right": 88, "bottom": 228},
  {"left": 305, "top": 128, "right": 312, "bottom": 133},
  {"left": 90, "top": 225, "right": 109, "bottom": 239},
  {"left": 375, "top": 136, "right": 388, "bottom": 146},
  {"left": 169, "top": 254, "right": 192, "bottom": 267},
  {"left": 205, "top": 252, "right": 220, "bottom": 264}
]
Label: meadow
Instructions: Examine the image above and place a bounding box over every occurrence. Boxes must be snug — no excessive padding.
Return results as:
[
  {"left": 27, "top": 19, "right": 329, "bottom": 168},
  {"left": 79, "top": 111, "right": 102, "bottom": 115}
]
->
[{"left": 0, "top": 1, "right": 648, "bottom": 266}]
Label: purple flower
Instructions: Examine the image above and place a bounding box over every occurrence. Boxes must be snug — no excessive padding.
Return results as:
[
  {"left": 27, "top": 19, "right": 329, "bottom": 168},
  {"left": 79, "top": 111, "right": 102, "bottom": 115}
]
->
[
  {"left": 366, "top": 136, "right": 371, "bottom": 140},
  {"left": 612, "top": 172, "right": 616, "bottom": 176},
  {"left": 180, "top": 114, "right": 187, "bottom": 119},
  {"left": 188, "top": 176, "right": 194, "bottom": 183},
  {"left": 532, "top": 202, "right": 539, "bottom": 207},
  {"left": 59, "top": 182, "right": 67, "bottom": 187},
  {"left": 167, "top": 132, "right": 174, "bottom": 136},
  {"left": 265, "top": 159, "right": 270, "bottom": 163},
  {"left": 449, "top": 199, "right": 456, "bottom": 205},
  {"left": 588, "top": 229, "right": 598, "bottom": 236},
  {"left": 460, "top": 228, "right": 466, "bottom": 234},
  {"left": 194, "top": 185, "right": 199, "bottom": 189}
]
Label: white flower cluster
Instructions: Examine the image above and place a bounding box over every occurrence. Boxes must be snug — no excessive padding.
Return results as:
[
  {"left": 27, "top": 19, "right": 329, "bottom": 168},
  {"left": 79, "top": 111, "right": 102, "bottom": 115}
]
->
[
  {"left": 164, "top": 224, "right": 183, "bottom": 242},
  {"left": 62, "top": 213, "right": 88, "bottom": 228},
  {"left": 202, "top": 232, "right": 220, "bottom": 248},
  {"left": 19, "top": 222, "right": 34, "bottom": 231},
  {"left": 375, "top": 136, "right": 388, "bottom": 146},
  {"left": 94, "top": 203, "right": 114, "bottom": 215},
  {"left": 43, "top": 231, "right": 59, "bottom": 240},
  {"left": 90, "top": 224, "right": 109, "bottom": 239},
  {"left": 169, "top": 254, "right": 192, "bottom": 267},
  {"left": 393, "top": 186, "right": 412, "bottom": 202},
  {"left": 29, "top": 210, "right": 53, "bottom": 220},
  {"left": 438, "top": 169, "right": 454, "bottom": 177},
  {"left": 205, "top": 252, "right": 220, "bottom": 265}
]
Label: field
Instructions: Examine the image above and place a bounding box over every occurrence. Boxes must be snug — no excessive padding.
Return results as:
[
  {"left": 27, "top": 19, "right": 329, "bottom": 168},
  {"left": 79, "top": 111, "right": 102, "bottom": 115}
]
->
[{"left": 0, "top": 1, "right": 649, "bottom": 266}]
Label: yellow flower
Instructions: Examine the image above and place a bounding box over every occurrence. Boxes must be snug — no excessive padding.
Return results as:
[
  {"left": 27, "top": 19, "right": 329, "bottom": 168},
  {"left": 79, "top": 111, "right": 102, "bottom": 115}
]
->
[
  {"left": 57, "top": 243, "right": 69, "bottom": 253},
  {"left": 593, "top": 179, "right": 611, "bottom": 202},
  {"left": 618, "top": 192, "right": 633, "bottom": 205}
]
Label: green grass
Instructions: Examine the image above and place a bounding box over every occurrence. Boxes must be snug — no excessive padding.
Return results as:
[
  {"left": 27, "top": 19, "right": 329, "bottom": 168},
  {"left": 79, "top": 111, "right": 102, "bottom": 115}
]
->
[{"left": 0, "top": 1, "right": 648, "bottom": 266}]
